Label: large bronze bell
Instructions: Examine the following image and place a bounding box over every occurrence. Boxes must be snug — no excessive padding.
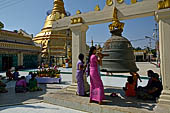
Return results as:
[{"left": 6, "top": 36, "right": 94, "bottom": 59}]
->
[{"left": 101, "top": 29, "right": 139, "bottom": 73}]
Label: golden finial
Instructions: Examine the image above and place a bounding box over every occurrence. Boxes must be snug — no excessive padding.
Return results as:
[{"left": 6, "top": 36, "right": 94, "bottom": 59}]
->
[
  {"left": 113, "top": 7, "right": 118, "bottom": 21},
  {"left": 76, "top": 10, "right": 81, "bottom": 15},
  {"left": 95, "top": 5, "right": 100, "bottom": 11},
  {"left": 131, "top": 0, "right": 137, "bottom": 4},
  {"left": 109, "top": 7, "right": 124, "bottom": 31}
]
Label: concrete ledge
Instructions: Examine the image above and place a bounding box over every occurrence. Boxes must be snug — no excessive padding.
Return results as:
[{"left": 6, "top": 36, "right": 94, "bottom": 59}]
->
[
  {"left": 158, "top": 99, "right": 170, "bottom": 105},
  {"left": 43, "top": 87, "right": 160, "bottom": 113},
  {"left": 44, "top": 93, "right": 128, "bottom": 113}
]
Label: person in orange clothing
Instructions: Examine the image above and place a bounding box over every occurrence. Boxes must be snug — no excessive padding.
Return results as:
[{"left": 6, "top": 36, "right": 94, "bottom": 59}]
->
[
  {"left": 130, "top": 72, "right": 142, "bottom": 90},
  {"left": 123, "top": 76, "right": 136, "bottom": 97}
]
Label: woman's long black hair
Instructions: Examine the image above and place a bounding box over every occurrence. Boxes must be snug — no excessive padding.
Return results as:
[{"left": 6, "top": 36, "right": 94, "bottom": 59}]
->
[
  {"left": 78, "top": 53, "right": 84, "bottom": 64},
  {"left": 87, "top": 46, "right": 96, "bottom": 64}
]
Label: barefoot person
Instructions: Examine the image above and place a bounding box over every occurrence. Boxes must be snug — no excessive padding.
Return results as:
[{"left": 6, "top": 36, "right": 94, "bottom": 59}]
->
[
  {"left": 76, "top": 53, "right": 86, "bottom": 96},
  {"left": 89, "top": 46, "right": 104, "bottom": 105}
]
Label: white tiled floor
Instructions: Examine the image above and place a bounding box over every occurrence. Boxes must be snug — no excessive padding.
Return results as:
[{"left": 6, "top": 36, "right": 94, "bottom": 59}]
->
[{"left": 0, "top": 62, "right": 160, "bottom": 113}]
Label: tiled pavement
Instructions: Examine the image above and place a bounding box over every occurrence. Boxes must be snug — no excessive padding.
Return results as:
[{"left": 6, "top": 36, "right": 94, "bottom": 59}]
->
[{"left": 0, "top": 62, "right": 161, "bottom": 113}]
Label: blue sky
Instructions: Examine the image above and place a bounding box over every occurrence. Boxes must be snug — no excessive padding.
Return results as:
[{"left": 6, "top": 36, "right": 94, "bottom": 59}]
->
[{"left": 0, "top": 0, "right": 157, "bottom": 49}]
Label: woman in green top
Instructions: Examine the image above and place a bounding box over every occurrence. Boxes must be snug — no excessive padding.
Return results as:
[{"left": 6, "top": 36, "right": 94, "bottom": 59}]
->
[{"left": 29, "top": 74, "right": 42, "bottom": 92}]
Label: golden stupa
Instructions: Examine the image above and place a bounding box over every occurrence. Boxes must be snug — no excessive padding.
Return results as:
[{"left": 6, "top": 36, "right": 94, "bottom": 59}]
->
[{"left": 33, "top": 0, "right": 72, "bottom": 65}]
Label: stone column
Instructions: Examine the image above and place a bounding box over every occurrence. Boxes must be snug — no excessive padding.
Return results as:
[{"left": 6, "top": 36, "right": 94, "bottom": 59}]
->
[
  {"left": 155, "top": 9, "right": 170, "bottom": 105},
  {"left": 69, "top": 23, "right": 90, "bottom": 92},
  {"left": 18, "top": 52, "right": 23, "bottom": 66}
]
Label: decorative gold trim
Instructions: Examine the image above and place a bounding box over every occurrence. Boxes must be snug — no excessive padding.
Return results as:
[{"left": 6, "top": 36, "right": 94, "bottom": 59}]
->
[
  {"left": 0, "top": 42, "right": 41, "bottom": 51},
  {"left": 131, "top": 0, "right": 137, "bottom": 4},
  {"left": 158, "top": 0, "right": 170, "bottom": 10},
  {"left": 71, "top": 17, "right": 83, "bottom": 24},
  {"left": 95, "top": 5, "right": 100, "bottom": 11},
  {"left": 106, "top": 0, "right": 113, "bottom": 6},
  {"left": 117, "top": 0, "right": 124, "bottom": 4}
]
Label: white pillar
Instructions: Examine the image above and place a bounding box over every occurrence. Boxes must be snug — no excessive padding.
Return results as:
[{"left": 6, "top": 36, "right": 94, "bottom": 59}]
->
[
  {"left": 70, "top": 23, "right": 89, "bottom": 84},
  {"left": 155, "top": 9, "right": 170, "bottom": 105}
]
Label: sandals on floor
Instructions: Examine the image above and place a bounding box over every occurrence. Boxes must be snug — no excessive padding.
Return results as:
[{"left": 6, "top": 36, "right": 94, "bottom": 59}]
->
[{"left": 110, "top": 92, "right": 118, "bottom": 97}]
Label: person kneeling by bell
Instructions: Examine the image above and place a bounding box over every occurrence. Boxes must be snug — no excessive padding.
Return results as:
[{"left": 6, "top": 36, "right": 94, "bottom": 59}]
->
[{"left": 137, "top": 73, "right": 163, "bottom": 100}]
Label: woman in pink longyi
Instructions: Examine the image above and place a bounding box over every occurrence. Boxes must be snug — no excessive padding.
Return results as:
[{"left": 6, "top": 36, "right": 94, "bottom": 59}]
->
[{"left": 88, "top": 46, "right": 104, "bottom": 105}]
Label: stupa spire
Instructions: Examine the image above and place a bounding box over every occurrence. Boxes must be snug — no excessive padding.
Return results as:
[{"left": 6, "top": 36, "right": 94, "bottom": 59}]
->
[
  {"left": 52, "top": 0, "right": 66, "bottom": 15},
  {"left": 42, "top": 0, "right": 66, "bottom": 29},
  {"left": 33, "top": 0, "right": 71, "bottom": 60}
]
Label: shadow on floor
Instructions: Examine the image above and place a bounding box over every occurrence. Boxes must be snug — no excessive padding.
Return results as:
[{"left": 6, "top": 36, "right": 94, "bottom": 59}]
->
[
  {"left": 103, "top": 87, "right": 156, "bottom": 111},
  {"left": 0, "top": 80, "right": 70, "bottom": 111}
]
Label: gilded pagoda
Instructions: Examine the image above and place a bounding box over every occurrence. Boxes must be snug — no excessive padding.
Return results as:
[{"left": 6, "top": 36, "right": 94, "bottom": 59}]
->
[{"left": 33, "top": 0, "right": 72, "bottom": 66}]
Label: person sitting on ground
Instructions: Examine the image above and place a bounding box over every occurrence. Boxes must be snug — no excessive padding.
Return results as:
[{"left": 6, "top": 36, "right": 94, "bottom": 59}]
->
[
  {"left": 28, "top": 74, "right": 42, "bottom": 92},
  {"left": 123, "top": 76, "right": 136, "bottom": 97},
  {"left": 148, "top": 73, "right": 163, "bottom": 99},
  {"left": 137, "top": 70, "right": 155, "bottom": 91},
  {"left": 145, "top": 70, "right": 155, "bottom": 89},
  {"left": 26, "top": 72, "right": 32, "bottom": 85},
  {"left": 13, "top": 68, "right": 20, "bottom": 80},
  {"left": 130, "top": 72, "right": 142, "bottom": 90},
  {"left": 15, "top": 76, "right": 27, "bottom": 93},
  {"left": 6, "top": 69, "right": 13, "bottom": 80},
  {"left": 0, "top": 76, "right": 8, "bottom": 93},
  {"left": 137, "top": 73, "right": 163, "bottom": 100}
]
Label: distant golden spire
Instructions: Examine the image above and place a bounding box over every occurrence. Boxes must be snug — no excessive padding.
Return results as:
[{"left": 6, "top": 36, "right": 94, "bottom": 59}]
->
[{"left": 95, "top": 5, "right": 100, "bottom": 11}]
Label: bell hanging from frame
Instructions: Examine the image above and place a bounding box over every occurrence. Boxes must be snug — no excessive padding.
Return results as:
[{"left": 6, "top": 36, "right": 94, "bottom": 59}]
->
[{"left": 101, "top": 29, "right": 139, "bottom": 73}]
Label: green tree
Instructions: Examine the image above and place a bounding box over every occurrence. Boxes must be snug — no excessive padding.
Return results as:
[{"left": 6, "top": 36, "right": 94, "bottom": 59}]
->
[
  {"left": 135, "top": 47, "right": 142, "bottom": 50},
  {"left": 151, "top": 49, "right": 156, "bottom": 57}
]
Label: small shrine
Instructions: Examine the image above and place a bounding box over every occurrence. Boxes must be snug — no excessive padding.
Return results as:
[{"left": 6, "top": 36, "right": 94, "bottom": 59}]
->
[{"left": 35, "top": 66, "right": 61, "bottom": 84}]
